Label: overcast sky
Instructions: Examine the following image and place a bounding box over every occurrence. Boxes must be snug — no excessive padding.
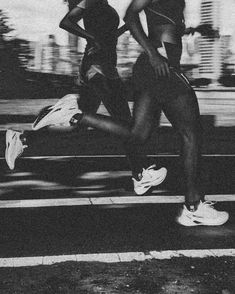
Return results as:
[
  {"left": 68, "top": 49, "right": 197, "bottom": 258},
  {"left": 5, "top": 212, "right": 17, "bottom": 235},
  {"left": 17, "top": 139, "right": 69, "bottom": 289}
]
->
[
  {"left": 0, "top": 0, "right": 234, "bottom": 45},
  {"left": 0, "top": 0, "right": 133, "bottom": 44}
]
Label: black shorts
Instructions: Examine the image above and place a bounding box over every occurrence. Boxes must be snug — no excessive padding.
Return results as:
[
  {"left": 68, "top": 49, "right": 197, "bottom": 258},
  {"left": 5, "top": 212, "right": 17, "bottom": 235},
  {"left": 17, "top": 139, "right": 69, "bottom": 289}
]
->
[
  {"left": 78, "top": 49, "right": 119, "bottom": 85},
  {"left": 132, "top": 53, "right": 191, "bottom": 103}
]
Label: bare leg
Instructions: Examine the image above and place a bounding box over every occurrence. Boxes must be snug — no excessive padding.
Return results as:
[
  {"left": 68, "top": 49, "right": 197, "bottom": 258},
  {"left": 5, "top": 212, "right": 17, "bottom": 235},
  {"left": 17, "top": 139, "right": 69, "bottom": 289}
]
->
[
  {"left": 80, "top": 75, "right": 159, "bottom": 176},
  {"left": 163, "top": 88, "right": 203, "bottom": 206},
  {"left": 73, "top": 88, "right": 159, "bottom": 177}
]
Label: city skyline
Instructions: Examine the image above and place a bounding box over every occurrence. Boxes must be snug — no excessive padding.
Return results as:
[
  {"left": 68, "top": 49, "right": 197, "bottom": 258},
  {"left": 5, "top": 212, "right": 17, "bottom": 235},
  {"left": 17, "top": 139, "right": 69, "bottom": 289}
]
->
[
  {"left": 0, "top": 0, "right": 129, "bottom": 44},
  {"left": 0, "top": 0, "right": 235, "bottom": 46}
]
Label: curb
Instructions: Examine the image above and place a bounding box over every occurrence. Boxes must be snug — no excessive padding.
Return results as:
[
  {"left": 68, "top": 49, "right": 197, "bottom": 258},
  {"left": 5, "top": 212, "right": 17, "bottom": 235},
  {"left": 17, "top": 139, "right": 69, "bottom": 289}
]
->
[{"left": 1, "top": 249, "right": 235, "bottom": 267}]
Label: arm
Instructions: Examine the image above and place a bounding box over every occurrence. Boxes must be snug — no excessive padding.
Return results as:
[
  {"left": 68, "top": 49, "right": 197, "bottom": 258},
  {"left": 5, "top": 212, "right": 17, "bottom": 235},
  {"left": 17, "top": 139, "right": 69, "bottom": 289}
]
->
[
  {"left": 59, "top": 6, "right": 95, "bottom": 43},
  {"left": 184, "top": 24, "right": 219, "bottom": 38},
  {"left": 116, "top": 24, "right": 128, "bottom": 38},
  {"left": 124, "top": 0, "right": 170, "bottom": 77}
]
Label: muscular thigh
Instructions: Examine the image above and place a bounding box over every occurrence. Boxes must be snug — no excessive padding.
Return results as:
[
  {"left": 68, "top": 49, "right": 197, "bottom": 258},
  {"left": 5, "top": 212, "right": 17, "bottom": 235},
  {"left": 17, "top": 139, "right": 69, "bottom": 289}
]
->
[
  {"left": 162, "top": 89, "right": 201, "bottom": 133},
  {"left": 90, "top": 74, "right": 132, "bottom": 122},
  {"left": 131, "top": 89, "right": 161, "bottom": 141},
  {"left": 79, "top": 84, "right": 101, "bottom": 114}
]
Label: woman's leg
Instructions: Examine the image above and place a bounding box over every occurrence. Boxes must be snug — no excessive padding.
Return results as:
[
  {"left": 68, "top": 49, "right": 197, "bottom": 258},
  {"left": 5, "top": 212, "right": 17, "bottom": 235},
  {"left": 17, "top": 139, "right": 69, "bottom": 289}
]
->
[
  {"left": 79, "top": 84, "right": 101, "bottom": 114},
  {"left": 5, "top": 82, "right": 103, "bottom": 170},
  {"left": 81, "top": 74, "right": 158, "bottom": 177},
  {"left": 73, "top": 87, "right": 158, "bottom": 177},
  {"left": 162, "top": 88, "right": 203, "bottom": 208},
  {"left": 89, "top": 75, "right": 131, "bottom": 121},
  {"left": 164, "top": 82, "right": 229, "bottom": 226},
  {"left": 76, "top": 89, "right": 156, "bottom": 143}
]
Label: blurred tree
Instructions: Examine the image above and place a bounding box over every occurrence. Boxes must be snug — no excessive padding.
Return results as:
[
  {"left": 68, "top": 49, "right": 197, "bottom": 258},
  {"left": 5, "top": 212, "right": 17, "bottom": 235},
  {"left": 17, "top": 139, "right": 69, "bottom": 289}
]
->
[
  {"left": 0, "top": 9, "right": 13, "bottom": 37},
  {"left": 0, "top": 9, "right": 36, "bottom": 99},
  {"left": 0, "top": 9, "right": 32, "bottom": 72},
  {"left": 0, "top": 8, "right": 76, "bottom": 99}
]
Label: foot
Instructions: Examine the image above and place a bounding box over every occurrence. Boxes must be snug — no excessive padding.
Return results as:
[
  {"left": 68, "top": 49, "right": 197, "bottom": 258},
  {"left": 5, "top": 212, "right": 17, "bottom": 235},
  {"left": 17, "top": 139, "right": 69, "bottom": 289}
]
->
[
  {"left": 32, "top": 94, "right": 81, "bottom": 130},
  {"left": 176, "top": 201, "right": 229, "bottom": 226},
  {"left": 5, "top": 130, "right": 27, "bottom": 170},
  {"left": 133, "top": 165, "right": 167, "bottom": 196}
]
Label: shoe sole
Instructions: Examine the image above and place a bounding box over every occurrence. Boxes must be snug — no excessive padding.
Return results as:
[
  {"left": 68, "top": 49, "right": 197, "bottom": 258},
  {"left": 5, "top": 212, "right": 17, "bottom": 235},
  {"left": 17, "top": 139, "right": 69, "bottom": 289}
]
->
[
  {"left": 176, "top": 214, "right": 229, "bottom": 226},
  {"left": 134, "top": 168, "right": 167, "bottom": 196},
  {"left": 5, "top": 130, "right": 22, "bottom": 170},
  {"left": 5, "top": 130, "right": 13, "bottom": 169},
  {"left": 32, "top": 95, "right": 79, "bottom": 130}
]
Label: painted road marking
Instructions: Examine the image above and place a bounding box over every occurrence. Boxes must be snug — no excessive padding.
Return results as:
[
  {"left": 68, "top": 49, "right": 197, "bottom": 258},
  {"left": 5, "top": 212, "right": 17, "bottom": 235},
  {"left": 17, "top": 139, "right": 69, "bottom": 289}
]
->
[
  {"left": 0, "top": 194, "right": 234, "bottom": 208},
  {"left": 0, "top": 249, "right": 235, "bottom": 267},
  {"left": 1, "top": 154, "right": 235, "bottom": 160}
]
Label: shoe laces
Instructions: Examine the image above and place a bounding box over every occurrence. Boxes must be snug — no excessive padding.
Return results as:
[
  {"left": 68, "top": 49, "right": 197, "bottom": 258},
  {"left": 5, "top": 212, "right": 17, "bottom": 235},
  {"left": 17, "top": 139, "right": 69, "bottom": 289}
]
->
[
  {"left": 197, "top": 201, "right": 218, "bottom": 216},
  {"left": 142, "top": 164, "right": 156, "bottom": 178},
  {"left": 201, "top": 201, "right": 216, "bottom": 208}
]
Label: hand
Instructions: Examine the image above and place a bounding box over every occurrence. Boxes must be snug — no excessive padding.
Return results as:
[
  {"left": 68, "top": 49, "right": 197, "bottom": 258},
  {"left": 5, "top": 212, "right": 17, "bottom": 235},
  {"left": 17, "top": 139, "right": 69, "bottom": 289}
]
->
[
  {"left": 87, "top": 41, "right": 102, "bottom": 56},
  {"left": 149, "top": 52, "right": 170, "bottom": 79},
  {"left": 194, "top": 24, "right": 219, "bottom": 38}
]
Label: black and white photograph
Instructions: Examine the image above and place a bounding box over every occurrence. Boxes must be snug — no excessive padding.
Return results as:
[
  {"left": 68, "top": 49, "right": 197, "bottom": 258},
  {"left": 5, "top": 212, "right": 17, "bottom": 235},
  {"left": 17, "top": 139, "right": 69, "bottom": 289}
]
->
[{"left": 0, "top": 0, "right": 235, "bottom": 293}]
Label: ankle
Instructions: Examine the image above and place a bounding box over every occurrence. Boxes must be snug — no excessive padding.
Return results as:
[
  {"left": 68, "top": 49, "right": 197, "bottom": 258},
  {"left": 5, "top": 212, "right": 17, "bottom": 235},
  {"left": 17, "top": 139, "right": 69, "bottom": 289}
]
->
[
  {"left": 19, "top": 133, "right": 27, "bottom": 145},
  {"left": 185, "top": 190, "right": 204, "bottom": 211},
  {"left": 70, "top": 113, "right": 83, "bottom": 126},
  {"left": 132, "top": 171, "right": 143, "bottom": 181},
  {"left": 185, "top": 201, "right": 200, "bottom": 212}
]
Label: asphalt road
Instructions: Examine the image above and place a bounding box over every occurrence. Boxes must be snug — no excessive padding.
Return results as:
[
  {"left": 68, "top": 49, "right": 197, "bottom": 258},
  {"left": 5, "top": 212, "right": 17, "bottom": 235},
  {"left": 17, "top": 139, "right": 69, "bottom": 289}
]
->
[
  {"left": 0, "top": 156, "right": 235, "bottom": 199},
  {"left": 0, "top": 156, "right": 234, "bottom": 258},
  {"left": 0, "top": 202, "right": 235, "bottom": 258}
]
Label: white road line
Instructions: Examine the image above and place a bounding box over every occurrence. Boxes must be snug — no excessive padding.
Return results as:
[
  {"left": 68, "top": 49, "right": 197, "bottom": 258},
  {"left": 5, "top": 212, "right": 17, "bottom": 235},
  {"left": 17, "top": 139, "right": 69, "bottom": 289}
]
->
[
  {"left": 0, "top": 249, "right": 235, "bottom": 267},
  {"left": 0, "top": 154, "right": 235, "bottom": 160},
  {"left": 0, "top": 194, "right": 234, "bottom": 208}
]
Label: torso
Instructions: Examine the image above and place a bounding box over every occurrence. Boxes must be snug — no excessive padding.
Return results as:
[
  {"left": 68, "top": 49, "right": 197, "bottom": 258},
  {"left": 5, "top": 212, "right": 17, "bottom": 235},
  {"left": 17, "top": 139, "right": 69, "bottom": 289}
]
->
[
  {"left": 83, "top": 3, "right": 119, "bottom": 49},
  {"left": 145, "top": 0, "right": 185, "bottom": 67},
  {"left": 80, "top": 1, "right": 120, "bottom": 66},
  {"left": 145, "top": 0, "right": 185, "bottom": 27}
]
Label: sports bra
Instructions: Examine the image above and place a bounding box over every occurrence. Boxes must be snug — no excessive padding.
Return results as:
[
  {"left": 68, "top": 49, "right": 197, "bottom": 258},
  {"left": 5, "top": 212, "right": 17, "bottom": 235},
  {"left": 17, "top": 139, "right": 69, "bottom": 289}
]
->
[{"left": 145, "top": 0, "right": 185, "bottom": 29}]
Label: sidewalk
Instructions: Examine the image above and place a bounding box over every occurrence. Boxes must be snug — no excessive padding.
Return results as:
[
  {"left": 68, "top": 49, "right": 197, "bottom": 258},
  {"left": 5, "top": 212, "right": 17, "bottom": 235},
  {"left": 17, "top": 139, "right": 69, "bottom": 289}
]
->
[
  {"left": 0, "top": 256, "right": 234, "bottom": 293},
  {"left": 1, "top": 124, "right": 235, "bottom": 157},
  {"left": 0, "top": 203, "right": 234, "bottom": 293},
  {"left": 0, "top": 89, "right": 235, "bottom": 129},
  {"left": 0, "top": 90, "right": 235, "bottom": 156}
]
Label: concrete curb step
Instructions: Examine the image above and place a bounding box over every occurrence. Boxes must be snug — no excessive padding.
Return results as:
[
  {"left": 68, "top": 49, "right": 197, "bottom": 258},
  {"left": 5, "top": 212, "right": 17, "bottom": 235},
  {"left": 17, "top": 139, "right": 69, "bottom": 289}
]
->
[
  {"left": 1, "top": 248, "right": 235, "bottom": 267},
  {"left": 0, "top": 194, "right": 234, "bottom": 209}
]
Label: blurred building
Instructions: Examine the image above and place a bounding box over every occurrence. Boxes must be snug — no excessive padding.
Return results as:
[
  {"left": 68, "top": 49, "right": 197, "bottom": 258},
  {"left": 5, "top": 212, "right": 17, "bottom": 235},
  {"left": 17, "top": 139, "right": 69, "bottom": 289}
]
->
[
  {"left": 184, "top": 0, "right": 235, "bottom": 85},
  {"left": 26, "top": 0, "right": 235, "bottom": 86},
  {"left": 198, "top": 0, "right": 221, "bottom": 84}
]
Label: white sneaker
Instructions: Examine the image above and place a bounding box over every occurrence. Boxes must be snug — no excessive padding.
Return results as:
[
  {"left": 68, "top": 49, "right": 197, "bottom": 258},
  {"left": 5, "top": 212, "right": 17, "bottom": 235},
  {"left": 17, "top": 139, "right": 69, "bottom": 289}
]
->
[
  {"left": 5, "top": 130, "right": 27, "bottom": 170},
  {"left": 32, "top": 94, "right": 81, "bottom": 130},
  {"left": 176, "top": 201, "right": 229, "bottom": 226},
  {"left": 133, "top": 165, "right": 167, "bottom": 195}
]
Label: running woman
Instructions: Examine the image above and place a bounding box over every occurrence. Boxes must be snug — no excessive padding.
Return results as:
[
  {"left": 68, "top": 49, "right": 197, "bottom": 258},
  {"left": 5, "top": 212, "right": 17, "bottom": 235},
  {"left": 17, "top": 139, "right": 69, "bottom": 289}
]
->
[
  {"left": 29, "top": 0, "right": 229, "bottom": 226},
  {"left": 5, "top": 0, "right": 167, "bottom": 196}
]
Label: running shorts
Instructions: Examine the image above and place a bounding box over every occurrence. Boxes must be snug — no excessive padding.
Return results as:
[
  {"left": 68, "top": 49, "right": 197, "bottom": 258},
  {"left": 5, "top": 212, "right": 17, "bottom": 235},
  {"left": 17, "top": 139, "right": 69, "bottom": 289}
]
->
[
  {"left": 78, "top": 49, "right": 119, "bottom": 85},
  {"left": 132, "top": 52, "right": 191, "bottom": 103}
]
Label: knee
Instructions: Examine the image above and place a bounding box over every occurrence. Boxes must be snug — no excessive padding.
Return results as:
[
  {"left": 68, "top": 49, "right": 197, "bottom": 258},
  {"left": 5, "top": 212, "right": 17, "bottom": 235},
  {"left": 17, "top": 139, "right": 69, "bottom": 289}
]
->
[{"left": 180, "top": 124, "right": 202, "bottom": 145}]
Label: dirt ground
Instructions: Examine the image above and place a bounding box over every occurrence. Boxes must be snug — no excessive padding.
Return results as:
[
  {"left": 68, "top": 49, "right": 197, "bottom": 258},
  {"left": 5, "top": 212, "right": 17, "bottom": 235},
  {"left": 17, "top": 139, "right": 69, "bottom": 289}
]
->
[{"left": 0, "top": 257, "right": 234, "bottom": 294}]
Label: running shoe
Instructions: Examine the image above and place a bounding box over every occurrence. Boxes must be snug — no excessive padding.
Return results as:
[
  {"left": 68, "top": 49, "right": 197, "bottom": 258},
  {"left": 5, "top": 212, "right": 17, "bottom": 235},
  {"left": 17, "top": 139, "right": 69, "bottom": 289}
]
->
[
  {"left": 5, "top": 130, "right": 27, "bottom": 170},
  {"left": 176, "top": 201, "right": 229, "bottom": 226},
  {"left": 133, "top": 165, "right": 167, "bottom": 195},
  {"left": 32, "top": 94, "right": 81, "bottom": 130}
]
